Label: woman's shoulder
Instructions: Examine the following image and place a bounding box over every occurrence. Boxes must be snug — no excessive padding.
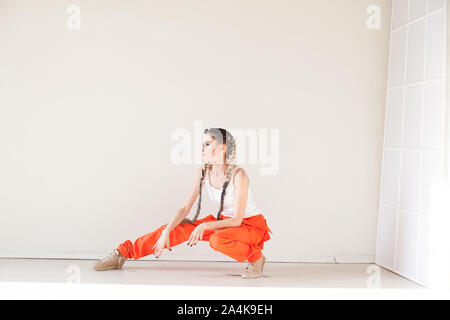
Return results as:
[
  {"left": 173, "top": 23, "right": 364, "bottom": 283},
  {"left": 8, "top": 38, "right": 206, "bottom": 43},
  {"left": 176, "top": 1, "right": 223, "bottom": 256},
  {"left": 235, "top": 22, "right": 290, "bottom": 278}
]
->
[{"left": 232, "top": 166, "right": 249, "bottom": 188}]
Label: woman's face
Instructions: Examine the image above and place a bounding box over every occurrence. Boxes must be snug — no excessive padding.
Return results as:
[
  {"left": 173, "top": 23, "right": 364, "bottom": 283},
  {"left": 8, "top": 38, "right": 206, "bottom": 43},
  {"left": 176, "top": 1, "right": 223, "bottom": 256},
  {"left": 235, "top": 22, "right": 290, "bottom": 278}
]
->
[{"left": 202, "top": 133, "right": 225, "bottom": 164}]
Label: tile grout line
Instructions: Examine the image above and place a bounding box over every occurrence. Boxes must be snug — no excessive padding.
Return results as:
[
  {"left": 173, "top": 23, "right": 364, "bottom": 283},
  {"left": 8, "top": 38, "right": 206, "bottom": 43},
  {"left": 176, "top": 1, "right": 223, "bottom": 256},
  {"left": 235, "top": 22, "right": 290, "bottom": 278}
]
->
[
  {"left": 391, "top": 5, "right": 446, "bottom": 34},
  {"left": 388, "top": 76, "right": 444, "bottom": 91}
]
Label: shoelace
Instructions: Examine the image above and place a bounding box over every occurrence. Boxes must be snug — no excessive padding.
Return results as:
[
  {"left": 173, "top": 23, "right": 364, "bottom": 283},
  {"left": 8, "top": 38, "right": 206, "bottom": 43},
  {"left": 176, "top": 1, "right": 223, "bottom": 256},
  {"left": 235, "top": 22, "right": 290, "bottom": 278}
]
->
[
  {"left": 102, "top": 251, "right": 119, "bottom": 265},
  {"left": 244, "top": 261, "right": 256, "bottom": 273}
]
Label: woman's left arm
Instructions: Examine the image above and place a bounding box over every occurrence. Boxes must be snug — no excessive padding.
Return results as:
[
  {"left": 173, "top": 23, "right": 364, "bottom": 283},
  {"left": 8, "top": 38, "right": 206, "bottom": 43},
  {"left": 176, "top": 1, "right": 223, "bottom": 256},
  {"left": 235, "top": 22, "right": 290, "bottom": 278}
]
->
[{"left": 187, "top": 169, "right": 249, "bottom": 246}]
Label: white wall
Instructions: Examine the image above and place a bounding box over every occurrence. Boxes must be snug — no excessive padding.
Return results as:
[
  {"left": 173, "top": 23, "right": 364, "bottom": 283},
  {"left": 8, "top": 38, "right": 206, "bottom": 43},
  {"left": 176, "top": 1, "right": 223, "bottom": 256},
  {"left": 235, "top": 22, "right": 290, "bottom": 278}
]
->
[
  {"left": 0, "top": 0, "right": 391, "bottom": 262},
  {"left": 376, "top": 0, "right": 448, "bottom": 287}
]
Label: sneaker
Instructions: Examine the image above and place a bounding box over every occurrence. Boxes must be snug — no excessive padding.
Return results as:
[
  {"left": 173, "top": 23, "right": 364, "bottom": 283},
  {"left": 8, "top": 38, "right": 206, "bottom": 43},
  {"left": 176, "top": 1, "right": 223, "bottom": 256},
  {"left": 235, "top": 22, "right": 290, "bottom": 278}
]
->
[
  {"left": 241, "top": 254, "right": 266, "bottom": 279},
  {"left": 94, "top": 249, "right": 127, "bottom": 271}
]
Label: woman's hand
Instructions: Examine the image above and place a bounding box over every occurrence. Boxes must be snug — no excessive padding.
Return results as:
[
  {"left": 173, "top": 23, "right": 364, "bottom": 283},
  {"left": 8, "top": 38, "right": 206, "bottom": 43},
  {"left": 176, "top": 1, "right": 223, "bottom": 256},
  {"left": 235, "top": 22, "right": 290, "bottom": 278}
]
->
[
  {"left": 187, "top": 223, "right": 208, "bottom": 246},
  {"left": 152, "top": 228, "right": 172, "bottom": 258}
]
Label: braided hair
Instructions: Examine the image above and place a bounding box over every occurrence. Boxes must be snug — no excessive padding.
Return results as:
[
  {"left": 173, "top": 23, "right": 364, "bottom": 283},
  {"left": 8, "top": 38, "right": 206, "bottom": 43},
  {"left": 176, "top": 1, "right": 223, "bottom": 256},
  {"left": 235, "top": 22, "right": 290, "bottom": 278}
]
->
[{"left": 181, "top": 128, "right": 237, "bottom": 224}]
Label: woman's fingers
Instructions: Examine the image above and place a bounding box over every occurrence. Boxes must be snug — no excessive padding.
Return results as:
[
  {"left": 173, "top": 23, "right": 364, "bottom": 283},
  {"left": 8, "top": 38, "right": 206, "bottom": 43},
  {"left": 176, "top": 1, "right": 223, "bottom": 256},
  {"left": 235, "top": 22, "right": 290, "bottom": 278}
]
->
[
  {"left": 187, "top": 233, "right": 193, "bottom": 246},
  {"left": 167, "top": 236, "right": 171, "bottom": 251},
  {"left": 156, "top": 245, "right": 162, "bottom": 258},
  {"left": 193, "top": 230, "right": 202, "bottom": 246},
  {"left": 153, "top": 233, "right": 173, "bottom": 258},
  {"left": 193, "top": 233, "right": 200, "bottom": 245},
  {"left": 187, "top": 229, "right": 202, "bottom": 246},
  {"left": 191, "top": 232, "right": 199, "bottom": 246},
  {"left": 154, "top": 240, "right": 163, "bottom": 257}
]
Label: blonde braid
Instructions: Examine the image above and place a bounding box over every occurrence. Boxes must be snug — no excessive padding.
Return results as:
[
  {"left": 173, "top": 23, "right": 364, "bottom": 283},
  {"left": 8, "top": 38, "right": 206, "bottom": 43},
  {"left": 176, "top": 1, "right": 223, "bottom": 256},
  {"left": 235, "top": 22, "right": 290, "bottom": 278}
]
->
[
  {"left": 216, "top": 135, "right": 237, "bottom": 220},
  {"left": 180, "top": 162, "right": 210, "bottom": 224}
]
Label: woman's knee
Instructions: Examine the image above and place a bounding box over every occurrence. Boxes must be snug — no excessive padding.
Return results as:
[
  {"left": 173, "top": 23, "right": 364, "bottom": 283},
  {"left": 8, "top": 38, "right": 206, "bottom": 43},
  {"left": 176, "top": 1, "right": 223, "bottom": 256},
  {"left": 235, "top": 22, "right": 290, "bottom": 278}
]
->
[
  {"left": 208, "top": 232, "right": 230, "bottom": 250},
  {"left": 208, "top": 233, "right": 220, "bottom": 249}
]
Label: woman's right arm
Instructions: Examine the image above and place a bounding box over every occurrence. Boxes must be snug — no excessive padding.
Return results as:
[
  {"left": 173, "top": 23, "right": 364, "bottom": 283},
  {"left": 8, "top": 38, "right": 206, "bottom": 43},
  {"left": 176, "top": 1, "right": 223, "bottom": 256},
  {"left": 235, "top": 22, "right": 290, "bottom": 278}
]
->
[{"left": 163, "top": 167, "right": 203, "bottom": 233}]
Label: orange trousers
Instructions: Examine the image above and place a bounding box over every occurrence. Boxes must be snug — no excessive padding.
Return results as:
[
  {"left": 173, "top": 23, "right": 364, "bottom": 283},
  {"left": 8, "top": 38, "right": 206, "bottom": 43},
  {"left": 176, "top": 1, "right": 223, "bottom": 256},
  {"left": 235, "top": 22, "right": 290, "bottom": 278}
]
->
[{"left": 117, "top": 213, "right": 273, "bottom": 263}]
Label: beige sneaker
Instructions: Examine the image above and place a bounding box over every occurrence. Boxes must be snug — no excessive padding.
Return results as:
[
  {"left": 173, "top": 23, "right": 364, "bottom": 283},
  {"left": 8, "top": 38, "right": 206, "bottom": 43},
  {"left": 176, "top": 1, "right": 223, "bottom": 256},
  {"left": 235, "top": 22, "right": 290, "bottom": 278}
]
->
[
  {"left": 94, "top": 249, "right": 127, "bottom": 271},
  {"left": 241, "top": 254, "right": 266, "bottom": 279}
]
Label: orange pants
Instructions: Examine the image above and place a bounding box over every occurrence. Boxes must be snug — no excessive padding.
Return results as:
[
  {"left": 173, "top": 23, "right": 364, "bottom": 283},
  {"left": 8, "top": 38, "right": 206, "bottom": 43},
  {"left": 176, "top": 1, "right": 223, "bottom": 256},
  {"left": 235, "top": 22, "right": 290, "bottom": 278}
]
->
[{"left": 117, "top": 213, "right": 273, "bottom": 263}]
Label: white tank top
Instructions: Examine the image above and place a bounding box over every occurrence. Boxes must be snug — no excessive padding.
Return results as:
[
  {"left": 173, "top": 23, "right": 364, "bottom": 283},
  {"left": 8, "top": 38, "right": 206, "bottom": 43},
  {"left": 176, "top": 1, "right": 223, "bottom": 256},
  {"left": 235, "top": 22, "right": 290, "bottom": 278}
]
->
[{"left": 204, "top": 166, "right": 259, "bottom": 218}]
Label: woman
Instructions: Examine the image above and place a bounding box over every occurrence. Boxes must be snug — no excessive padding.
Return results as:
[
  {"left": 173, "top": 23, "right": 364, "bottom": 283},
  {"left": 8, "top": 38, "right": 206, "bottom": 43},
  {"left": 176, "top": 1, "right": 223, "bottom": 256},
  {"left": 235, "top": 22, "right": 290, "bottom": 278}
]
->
[{"left": 93, "top": 128, "right": 273, "bottom": 278}]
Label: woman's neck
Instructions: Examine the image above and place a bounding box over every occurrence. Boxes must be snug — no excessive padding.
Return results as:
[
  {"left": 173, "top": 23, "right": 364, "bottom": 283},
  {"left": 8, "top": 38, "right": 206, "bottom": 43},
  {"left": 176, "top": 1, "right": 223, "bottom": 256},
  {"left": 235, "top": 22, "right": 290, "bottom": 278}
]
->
[{"left": 210, "top": 164, "right": 229, "bottom": 177}]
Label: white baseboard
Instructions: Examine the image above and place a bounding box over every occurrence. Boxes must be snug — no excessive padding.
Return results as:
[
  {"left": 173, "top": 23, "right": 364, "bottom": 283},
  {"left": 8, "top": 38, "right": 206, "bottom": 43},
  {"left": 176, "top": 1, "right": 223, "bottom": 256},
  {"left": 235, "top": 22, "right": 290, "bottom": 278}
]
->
[
  {"left": 334, "top": 255, "right": 375, "bottom": 264},
  {"left": 0, "top": 251, "right": 375, "bottom": 264}
]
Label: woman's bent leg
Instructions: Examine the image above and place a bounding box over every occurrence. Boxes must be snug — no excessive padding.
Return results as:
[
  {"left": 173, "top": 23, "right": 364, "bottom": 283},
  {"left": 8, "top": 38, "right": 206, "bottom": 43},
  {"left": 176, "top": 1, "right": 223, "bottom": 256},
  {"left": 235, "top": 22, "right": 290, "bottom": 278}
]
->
[{"left": 208, "top": 223, "right": 265, "bottom": 263}]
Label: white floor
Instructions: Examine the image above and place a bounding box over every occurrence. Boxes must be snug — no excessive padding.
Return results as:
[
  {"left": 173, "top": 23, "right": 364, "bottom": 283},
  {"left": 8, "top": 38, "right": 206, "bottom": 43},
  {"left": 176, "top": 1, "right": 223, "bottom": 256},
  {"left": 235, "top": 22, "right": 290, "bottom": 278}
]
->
[{"left": 0, "top": 258, "right": 423, "bottom": 289}]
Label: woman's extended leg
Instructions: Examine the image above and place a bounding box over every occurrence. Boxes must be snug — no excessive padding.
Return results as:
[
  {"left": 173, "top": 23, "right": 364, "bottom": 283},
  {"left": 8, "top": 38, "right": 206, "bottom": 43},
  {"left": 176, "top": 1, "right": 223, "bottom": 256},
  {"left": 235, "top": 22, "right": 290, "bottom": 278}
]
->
[{"left": 117, "top": 215, "right": 217, "bottom": 260}]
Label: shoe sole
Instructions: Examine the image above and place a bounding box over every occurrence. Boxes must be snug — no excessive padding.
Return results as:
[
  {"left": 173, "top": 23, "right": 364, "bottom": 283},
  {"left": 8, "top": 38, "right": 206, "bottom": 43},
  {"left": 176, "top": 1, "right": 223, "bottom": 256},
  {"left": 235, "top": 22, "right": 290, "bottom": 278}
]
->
[
  {"left": 94, "top": 259, "right": 126, "bottom": 272},
  {"left": 95, "top": 266, "right": 115, "bottom": 271}
]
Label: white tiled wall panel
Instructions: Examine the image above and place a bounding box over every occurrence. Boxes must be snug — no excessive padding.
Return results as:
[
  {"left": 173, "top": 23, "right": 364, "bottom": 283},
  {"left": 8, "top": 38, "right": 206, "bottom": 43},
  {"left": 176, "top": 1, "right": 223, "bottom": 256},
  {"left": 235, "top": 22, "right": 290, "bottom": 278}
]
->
[
  {"left": 393, "top": 0, "right": 410, "bottom": 29},
  {"left": 381, "top": 150, "right": 401, "bottom": 206},
  {"left": 395, "top": 211, "right": 418, "bottom": 279},
  {"left": 399, "top": 151, "right": 421, "bottom": 212},
  {"left": 423, "top": 80, "right": 446, "bottom": 150},
  {"left": 428, "top": 0, "right": 446, "bottom": 12},
  {"left": 377, "top": 206, "right": 398, "bottom": 269},
  {"left": 403, "top": 85, "right": 423, "bottom": 149},
  {"left": 417, "top": 214, "right": 431, "bottom": 285},
  {"left": 406, "top": 20, "right": 426, "bottom": 84},
  {"left": 385, "top": 88, "right": 404, "bottom": 148},
  {"left": 388, "top": 28, "right": 408, "bottom": 88},
  {"left": 410, "top": 0, "right": 427, "bottom": 21},
  {"left": 376, "top": 0, "right": 447, "bottom": 287},
  {"left": 426, "top": 9, "right": 446, "bottom": 80},
  {"left": 420, "top": 151, "right": 445, "bottom": 215}
]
